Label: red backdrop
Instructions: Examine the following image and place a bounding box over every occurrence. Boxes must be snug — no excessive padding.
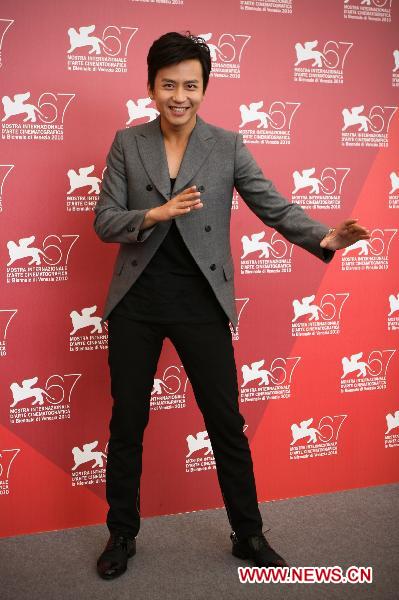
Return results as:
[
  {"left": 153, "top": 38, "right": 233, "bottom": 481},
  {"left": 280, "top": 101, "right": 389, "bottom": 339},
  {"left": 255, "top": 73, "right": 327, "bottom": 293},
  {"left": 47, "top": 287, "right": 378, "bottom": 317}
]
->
[{"left": 1, "top": 0, "right": 398, "bottom": 537}]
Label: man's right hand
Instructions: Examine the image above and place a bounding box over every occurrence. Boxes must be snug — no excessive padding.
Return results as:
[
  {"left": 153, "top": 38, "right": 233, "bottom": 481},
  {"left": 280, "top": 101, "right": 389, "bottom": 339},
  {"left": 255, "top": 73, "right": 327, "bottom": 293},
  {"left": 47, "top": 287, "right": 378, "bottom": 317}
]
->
[{"left": 141, "top": 186, "right": 203, "bottom": 229}]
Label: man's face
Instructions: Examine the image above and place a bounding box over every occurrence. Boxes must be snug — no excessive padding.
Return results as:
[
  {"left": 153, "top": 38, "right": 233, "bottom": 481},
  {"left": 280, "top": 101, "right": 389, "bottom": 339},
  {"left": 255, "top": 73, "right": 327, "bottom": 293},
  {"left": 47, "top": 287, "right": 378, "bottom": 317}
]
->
[{"left": 148, "top": 59, "right": 205, "bottom": 131}]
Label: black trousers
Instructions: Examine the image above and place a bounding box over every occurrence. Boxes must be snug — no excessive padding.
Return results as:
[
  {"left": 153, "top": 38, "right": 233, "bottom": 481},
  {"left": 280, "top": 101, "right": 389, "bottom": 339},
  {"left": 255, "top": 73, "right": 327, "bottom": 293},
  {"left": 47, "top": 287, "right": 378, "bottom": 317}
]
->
[{"left": 105, "top": 312, "right": 263, "bottom": 541}]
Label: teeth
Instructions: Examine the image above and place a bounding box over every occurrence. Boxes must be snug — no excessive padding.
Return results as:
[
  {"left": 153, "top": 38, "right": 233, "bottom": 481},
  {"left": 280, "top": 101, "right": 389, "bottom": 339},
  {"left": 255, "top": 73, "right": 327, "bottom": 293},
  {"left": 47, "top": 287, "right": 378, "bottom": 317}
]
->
[{"left": 170, "top": 107, "right": 186, "bottom": 112}]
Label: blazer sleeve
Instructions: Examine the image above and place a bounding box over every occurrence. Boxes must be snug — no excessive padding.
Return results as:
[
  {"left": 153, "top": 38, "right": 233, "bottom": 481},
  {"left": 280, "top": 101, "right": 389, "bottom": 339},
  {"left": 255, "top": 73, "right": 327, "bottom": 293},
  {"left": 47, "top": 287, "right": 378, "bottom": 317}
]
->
[
  {"left": 93, "top": 130, "right": 157, "bottom": 244},
  {"left": 233, "top": 133, "right": 334, "bottom": 263}
]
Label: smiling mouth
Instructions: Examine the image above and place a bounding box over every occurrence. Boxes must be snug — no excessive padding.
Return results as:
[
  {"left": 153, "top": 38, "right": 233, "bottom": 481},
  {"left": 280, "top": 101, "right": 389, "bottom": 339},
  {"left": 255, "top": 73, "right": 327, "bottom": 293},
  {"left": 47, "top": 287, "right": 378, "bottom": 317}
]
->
[{"left": 169, "top": 106, "right": 189, "bottom": 113}]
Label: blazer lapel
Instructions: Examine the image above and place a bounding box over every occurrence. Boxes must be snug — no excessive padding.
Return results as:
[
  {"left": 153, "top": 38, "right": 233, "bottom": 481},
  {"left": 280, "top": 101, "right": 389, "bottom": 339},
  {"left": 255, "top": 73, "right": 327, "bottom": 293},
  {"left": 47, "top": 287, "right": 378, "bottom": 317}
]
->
[
  {"left": 174, "top": 115, "right": 216, "bottom": 194},
  {"left": 135, "top": 116, "right": 171, "bottom": 201},
  {"left": 135, "top": 115, "right": 216, "bottom": 200}
]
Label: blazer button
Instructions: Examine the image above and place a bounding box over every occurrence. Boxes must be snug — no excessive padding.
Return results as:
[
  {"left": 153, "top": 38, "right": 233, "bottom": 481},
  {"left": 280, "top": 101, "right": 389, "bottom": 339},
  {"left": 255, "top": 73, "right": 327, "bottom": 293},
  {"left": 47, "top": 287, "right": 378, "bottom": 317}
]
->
[
  {"left": 146, "top": 184, "right": 153, "bottom": 191},
  {"left": 131, "top": 259, "right": 138, "bottom": 266},
  {"left": 205, "top": 225, "right": 211, "bottom": 232},
  {"left": 198, "top": 185, "right": 205, "bottom": 192},
  {"left": 127, "top": 225, "right": 135, "bottom": 232},
  {"left": 210, "top": 263, "right": 216, "bottom": 271}
]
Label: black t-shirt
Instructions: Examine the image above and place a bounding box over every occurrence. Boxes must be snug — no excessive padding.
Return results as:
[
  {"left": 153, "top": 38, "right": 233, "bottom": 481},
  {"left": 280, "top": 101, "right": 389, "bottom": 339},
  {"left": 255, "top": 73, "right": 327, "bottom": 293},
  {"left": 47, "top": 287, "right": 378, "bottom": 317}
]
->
[{"left": 111, "top": 178, "right": 228, "bottom": 323}]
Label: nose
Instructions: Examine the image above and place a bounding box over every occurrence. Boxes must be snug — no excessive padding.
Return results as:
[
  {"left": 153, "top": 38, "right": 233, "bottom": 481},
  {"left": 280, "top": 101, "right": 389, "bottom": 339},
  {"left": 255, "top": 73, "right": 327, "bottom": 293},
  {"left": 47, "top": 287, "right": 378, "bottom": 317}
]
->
[{"left": 172, "top": 86, "right": 187, "bottom": 103}]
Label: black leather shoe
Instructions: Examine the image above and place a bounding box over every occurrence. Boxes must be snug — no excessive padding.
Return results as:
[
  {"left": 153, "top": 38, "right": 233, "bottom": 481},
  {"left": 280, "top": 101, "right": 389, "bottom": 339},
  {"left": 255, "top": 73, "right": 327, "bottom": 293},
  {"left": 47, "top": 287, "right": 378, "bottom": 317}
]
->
[
  {"left": 231, "top": 531, "right": 288, "bottom": 568},
  {"left": 97, "top": 533, "right": 136, "bottom": 580}
]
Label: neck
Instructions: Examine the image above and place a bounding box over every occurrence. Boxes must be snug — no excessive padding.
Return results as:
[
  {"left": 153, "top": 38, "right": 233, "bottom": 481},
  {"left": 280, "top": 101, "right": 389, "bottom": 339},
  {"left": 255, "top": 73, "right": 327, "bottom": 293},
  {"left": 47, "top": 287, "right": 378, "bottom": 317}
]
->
[{"left": 160, "top": 115, "right": 197, "bottom": 144}]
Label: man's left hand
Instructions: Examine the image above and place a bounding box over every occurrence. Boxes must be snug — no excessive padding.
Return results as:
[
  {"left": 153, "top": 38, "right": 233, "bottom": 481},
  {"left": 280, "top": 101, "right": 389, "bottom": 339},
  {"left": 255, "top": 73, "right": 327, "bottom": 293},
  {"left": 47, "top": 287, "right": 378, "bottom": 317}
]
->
[{"left": 320, "top": 219, "right": 370, "bottom": 251}]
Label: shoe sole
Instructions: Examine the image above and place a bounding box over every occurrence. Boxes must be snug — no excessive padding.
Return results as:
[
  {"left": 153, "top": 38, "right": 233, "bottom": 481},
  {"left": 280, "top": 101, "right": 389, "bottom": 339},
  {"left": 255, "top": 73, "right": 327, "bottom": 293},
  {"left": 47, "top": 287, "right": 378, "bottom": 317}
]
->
[
  {"left": 232, "top": 546, "right": 288, "bottom": 567},
  {"left": 99, "top": 565, "right": 127, "bottom": 580}
]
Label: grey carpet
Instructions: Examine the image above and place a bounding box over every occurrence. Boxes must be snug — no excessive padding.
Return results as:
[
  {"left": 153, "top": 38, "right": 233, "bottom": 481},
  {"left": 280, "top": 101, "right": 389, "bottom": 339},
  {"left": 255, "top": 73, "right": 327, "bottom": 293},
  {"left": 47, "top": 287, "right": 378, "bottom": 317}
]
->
[{"left": 1, "top": 483, "right": 398, "bottom": 600}]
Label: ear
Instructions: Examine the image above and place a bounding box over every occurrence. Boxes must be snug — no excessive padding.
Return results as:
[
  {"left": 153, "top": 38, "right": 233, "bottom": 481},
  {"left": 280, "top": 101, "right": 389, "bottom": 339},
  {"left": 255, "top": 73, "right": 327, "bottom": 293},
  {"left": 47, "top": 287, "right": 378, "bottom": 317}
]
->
[{"left": 147, "top": 83, "right": 153, "bottom": 100}]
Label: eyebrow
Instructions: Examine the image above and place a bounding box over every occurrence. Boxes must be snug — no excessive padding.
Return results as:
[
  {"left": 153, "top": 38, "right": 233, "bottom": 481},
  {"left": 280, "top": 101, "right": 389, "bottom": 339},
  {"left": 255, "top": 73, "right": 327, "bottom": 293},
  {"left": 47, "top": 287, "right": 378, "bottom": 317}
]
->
[{"left": 161, "top": 78, "right": 199, "bottom": 83}]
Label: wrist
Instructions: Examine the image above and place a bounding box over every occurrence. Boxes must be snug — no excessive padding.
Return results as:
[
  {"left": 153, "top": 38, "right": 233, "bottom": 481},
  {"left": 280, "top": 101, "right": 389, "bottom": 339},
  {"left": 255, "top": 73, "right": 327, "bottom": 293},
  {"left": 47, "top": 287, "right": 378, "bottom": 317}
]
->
[
  {"left": 147, "top": 207, "right": 161, "bottom": 224},
  {"left": 320, "top": 227, "right": 336, "bottom": 248},
  {"left": 321, "top": 227, "right": 335, "bottom": 241},
  {"left": 139, "top": 207, "right": 159, "bottom": 230}
]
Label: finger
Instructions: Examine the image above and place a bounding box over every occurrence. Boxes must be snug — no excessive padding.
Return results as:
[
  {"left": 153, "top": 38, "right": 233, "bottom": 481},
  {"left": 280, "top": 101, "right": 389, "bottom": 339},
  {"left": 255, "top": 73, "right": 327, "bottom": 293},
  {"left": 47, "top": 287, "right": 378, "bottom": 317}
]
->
[
  {"left": 177, "top": 192, "right": 201, "bottom": 202},
  {"left": 177, "top": 198, "right": 202, "bottom": 208},
  {"left": 351, "top": 231, "right": 369, "bottom": 238},
  {"left": 181, "top": 186, "right": 199, "bottom": 196},
  {"left": 342, "top": 219, "right": 359, "bottom": 227},
  {"left": 345, "top": 227, "right": 368, "bottom": 236},
  {"left": 172, "top": 207, "right": 192, "bottom": 216},
  {"left": 183, "top": 202, "right": 203, "bottom": 212},
  {"left": 350, "top": 225, "right": 369, "bottom": 234},
  {"left": 175, "top": 202, "right": 203, "bottom": 213}
]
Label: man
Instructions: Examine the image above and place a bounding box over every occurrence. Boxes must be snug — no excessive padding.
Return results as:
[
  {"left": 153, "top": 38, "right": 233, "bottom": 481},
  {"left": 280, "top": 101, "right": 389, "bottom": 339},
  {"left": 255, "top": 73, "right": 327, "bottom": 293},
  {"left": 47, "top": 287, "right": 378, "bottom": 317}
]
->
[{"left": 94, "top": 32, "right": 369, "bottom": 580}]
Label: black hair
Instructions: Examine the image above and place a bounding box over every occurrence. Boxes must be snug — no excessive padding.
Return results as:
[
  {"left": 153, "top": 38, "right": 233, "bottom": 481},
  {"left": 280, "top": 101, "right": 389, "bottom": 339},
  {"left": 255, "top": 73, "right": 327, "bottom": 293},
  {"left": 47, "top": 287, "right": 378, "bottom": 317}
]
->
[{"left": 147, "top": 31, "right": 212, "bottom": 92}]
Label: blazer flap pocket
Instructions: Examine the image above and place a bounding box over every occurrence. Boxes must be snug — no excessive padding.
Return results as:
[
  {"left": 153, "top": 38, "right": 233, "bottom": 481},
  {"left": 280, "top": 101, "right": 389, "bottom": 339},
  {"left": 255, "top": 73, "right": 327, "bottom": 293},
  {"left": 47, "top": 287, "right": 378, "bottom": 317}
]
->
[{"left": 222, "top": 257, "right": 234, "bottom": 281}]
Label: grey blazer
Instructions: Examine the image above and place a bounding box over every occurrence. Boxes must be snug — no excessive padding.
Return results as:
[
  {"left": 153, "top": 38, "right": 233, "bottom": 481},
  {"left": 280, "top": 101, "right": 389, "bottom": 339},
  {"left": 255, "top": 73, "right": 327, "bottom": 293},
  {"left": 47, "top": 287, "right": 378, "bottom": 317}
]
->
[{"left": 94, "top": 115, "right": 333, "bottom": 331}]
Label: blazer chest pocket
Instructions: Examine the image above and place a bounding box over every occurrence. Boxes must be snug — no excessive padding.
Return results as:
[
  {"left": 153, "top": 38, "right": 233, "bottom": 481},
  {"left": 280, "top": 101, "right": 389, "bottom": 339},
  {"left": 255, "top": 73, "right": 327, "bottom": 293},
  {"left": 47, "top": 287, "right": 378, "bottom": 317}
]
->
[{"left": 222, "top": 257, "right": 234, "bottom": 281}]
